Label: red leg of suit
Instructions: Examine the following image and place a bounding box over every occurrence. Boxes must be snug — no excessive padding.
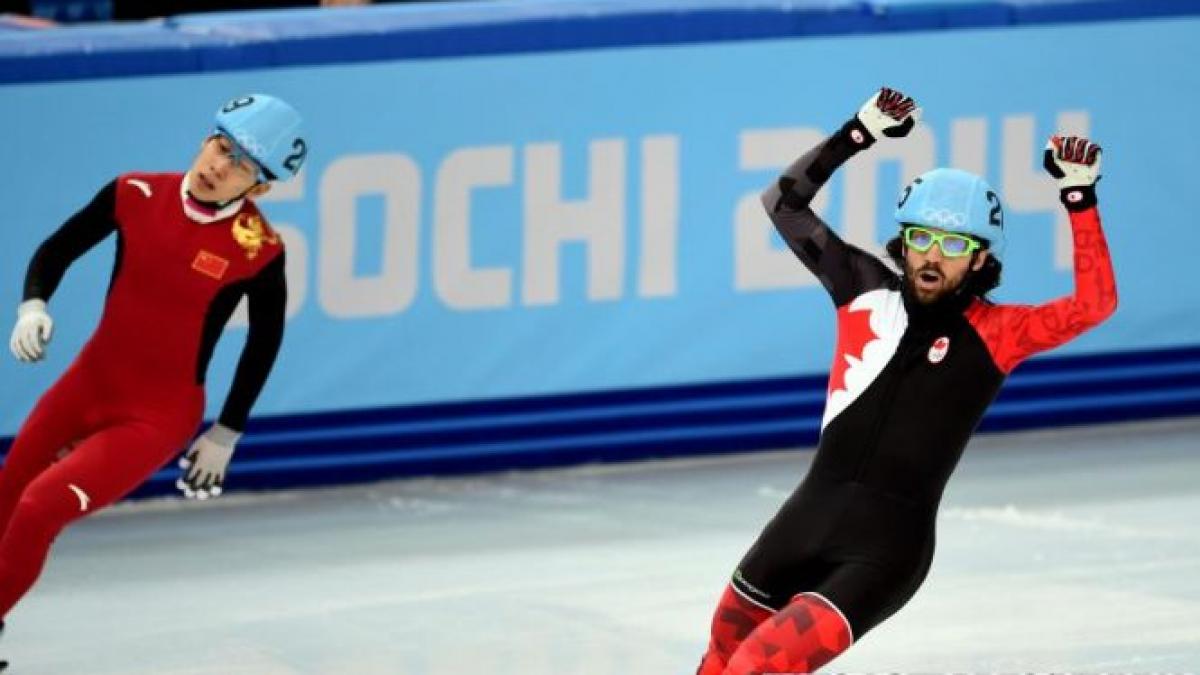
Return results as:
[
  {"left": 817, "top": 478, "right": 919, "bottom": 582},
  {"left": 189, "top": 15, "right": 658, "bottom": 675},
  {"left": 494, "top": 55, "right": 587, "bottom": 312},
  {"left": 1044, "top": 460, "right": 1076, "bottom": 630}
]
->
[
  {"left": 0, "top": 421, "right": 192, "bottom": 618},
  {"left": 723, "top": 593, "right": 852, "bottom": 675},
  {"left": 0, "top": 370, "right": 200, "bottom": 619},
  {"left": 0, "top": 372, "right": 94, "bottom": 539},
  {"left": 696, "top": 585, "right": 773, "bottom": 675}
]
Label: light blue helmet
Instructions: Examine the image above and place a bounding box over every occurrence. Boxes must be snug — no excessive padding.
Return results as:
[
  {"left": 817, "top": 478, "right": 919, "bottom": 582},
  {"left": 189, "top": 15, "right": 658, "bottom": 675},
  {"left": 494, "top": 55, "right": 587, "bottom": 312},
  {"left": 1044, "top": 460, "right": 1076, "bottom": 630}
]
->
[
  {"left": 894, "top": 168, "right": 1006, "bottom": 264},
  {"left": 213, "top": 94, "right": 306, "bottom": 182}
]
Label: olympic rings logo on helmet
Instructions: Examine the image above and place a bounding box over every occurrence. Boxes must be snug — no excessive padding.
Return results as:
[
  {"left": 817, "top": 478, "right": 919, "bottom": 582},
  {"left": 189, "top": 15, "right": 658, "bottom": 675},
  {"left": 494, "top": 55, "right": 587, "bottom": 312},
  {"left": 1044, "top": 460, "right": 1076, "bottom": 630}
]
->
[
  {"left": 213, "top": 94, "right": 304, "bottom": 182},
  {"left": 918, "top": 208, "right": 968, "bottom": 229}
]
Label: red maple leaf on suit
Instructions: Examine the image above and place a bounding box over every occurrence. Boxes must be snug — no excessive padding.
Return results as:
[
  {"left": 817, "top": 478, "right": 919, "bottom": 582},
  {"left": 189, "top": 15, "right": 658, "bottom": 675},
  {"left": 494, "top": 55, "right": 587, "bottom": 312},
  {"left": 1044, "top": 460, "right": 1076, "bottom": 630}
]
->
[{"left": 828, "top": 304, "right": 879, "bottom": 395}]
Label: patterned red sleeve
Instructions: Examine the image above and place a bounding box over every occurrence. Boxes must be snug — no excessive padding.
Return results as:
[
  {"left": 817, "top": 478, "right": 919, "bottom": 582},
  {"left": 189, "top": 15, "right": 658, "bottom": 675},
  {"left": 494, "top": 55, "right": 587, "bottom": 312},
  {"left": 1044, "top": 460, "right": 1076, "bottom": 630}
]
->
[{"left": 967, "top": 206, "right": 1118, "bottom": 374}]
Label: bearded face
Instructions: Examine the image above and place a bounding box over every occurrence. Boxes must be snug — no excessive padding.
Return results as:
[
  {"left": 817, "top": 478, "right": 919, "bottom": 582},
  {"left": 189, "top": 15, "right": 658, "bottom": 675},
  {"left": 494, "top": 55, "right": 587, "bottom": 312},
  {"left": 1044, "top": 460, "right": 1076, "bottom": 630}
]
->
[{"left": 901, "top": 234, "right": 989, "bottom": 305}]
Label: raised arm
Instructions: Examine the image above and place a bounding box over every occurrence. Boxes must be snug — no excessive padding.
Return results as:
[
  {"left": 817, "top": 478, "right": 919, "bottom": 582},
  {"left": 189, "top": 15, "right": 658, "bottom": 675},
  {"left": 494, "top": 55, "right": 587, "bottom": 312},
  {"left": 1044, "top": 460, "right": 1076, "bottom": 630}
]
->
[
  {"left": 761, "top": 88, "right": 919, "bottom": 306},
  {"left": 969, "top": 136, "right": 1118, "bottom": 373}
]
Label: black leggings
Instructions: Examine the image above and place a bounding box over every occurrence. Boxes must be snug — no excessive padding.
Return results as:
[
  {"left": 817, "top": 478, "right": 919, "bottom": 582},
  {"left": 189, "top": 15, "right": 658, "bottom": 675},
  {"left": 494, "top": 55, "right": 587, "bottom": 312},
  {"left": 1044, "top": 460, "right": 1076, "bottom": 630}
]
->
[{"left": 730, "top": 477, "right": 936, "bottom": 638}]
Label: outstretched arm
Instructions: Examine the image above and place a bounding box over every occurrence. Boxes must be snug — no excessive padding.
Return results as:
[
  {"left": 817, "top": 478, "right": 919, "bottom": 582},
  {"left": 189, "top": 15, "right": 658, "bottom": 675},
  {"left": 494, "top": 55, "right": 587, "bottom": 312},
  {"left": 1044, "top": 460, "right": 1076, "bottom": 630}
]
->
[{"left": 761, "top": 88, "right": 919, "bottom": 306}]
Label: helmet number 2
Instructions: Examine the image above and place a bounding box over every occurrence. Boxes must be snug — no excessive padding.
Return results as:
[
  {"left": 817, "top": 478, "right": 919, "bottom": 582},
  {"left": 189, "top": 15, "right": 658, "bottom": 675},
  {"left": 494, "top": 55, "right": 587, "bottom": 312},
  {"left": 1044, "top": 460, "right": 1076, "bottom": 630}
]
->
[
  {"left": 986, "top": 190, "right": 1003, "bottom": 228},
  {"left": 283, "top": 139, "right": 308, "bottom": 173}
]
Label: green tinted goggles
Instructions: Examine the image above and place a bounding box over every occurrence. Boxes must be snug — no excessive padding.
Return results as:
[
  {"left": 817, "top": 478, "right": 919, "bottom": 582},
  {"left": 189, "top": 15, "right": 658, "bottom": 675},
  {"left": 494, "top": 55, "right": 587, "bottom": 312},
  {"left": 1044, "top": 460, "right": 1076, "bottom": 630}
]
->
[{"left": 902, "top": 226, "right": 983, "bottom": 258}]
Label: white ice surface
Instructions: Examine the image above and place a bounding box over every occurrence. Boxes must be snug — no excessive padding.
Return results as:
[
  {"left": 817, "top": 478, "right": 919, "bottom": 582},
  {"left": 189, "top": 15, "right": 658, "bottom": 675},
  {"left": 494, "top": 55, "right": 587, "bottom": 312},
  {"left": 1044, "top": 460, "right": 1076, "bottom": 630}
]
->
[{"left": 5, "top": 417, "right": 1199, "bottom": 673}]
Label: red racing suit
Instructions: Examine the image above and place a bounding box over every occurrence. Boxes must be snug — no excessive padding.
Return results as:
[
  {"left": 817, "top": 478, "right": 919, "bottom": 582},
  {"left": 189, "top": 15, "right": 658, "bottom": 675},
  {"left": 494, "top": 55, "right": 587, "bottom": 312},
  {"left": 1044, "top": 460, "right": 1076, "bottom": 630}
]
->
[{"left": 0, "top": 172, "right": 286, "bottom": 618}]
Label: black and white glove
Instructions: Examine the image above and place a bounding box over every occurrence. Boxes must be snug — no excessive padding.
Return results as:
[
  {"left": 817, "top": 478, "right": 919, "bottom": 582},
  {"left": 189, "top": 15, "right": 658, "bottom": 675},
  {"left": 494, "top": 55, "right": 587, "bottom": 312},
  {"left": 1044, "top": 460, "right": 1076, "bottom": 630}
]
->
[
  {"left": 10, "top": 299, "right": 53, "bottom": 363},
  {"left": 808, "top": 88, "right": 923, "bottom": 187},
  {"left": 177, "top": 424, "right": 240, "bottom": 500},
  {"left": 1043, "top": 134, "right": 1102, "bottom": 211},
  {"left": 853, "top": 87, "right": 921, "bottom": 144}
]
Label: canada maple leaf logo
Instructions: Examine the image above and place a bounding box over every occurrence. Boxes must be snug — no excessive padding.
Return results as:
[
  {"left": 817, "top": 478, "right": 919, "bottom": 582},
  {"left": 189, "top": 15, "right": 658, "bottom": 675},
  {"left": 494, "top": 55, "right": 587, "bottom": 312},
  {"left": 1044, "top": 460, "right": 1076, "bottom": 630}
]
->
[
  {"left": 820, "top": 289, "right": 907, "bottom": 431},
  {"left": 829, "top": 304, "right": 880, "bottom": 396}
]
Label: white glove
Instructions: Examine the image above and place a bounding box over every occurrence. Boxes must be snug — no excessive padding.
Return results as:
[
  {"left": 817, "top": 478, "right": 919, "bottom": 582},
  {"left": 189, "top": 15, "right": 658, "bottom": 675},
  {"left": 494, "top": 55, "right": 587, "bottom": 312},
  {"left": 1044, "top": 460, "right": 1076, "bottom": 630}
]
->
[
  {"left": 856, "top": 87, "right": 922, "bottom": 141},
  {"left": 10, "top": 299, "right": 53, "bottom": 363},
  {"left": 177, "top": 424, "right": 241, "bottom": 500},
  {"left": 1043, "top": 134, "right": 1102, "bottom": 189}
]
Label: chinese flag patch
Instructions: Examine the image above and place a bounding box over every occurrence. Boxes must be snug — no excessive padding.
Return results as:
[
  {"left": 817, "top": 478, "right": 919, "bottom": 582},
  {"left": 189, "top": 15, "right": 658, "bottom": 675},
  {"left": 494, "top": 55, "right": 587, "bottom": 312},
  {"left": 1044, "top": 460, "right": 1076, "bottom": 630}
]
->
[{"left": 192, "top": 250, "right": 230, "bottom": 280}]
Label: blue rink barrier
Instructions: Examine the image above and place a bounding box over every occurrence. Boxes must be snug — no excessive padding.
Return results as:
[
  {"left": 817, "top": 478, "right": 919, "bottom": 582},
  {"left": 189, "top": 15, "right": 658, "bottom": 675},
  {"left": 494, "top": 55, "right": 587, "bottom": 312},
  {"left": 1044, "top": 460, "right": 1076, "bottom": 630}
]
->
[
  {"left": 6, "top": 343, "right": 1198, "bottom": 499},
  {"left": 105, "top": 343, "right": 1200, "bottom": 497}
]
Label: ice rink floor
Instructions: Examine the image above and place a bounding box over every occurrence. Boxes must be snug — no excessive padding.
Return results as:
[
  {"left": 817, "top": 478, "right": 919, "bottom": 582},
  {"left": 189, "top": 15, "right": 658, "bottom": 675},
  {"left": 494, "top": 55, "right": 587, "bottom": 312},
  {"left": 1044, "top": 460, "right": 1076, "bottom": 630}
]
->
[{"left": 6, "top": 417, "right": 1200, "bottom": 673}]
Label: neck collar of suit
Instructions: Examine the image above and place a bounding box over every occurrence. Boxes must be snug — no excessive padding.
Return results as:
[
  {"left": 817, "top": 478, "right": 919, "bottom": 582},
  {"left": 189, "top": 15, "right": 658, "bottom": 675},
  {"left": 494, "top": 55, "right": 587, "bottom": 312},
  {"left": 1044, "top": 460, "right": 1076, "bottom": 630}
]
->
[{"left": 180, "top": 173, "right": 245, "bottom": 224}]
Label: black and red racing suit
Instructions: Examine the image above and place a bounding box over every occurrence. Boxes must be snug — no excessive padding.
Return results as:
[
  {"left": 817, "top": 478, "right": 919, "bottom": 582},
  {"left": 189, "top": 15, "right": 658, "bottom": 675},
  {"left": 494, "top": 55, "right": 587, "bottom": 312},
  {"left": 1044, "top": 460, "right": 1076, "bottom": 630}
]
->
[{"left": 728, "top": 120, "right": 1118, "bottom": 639}]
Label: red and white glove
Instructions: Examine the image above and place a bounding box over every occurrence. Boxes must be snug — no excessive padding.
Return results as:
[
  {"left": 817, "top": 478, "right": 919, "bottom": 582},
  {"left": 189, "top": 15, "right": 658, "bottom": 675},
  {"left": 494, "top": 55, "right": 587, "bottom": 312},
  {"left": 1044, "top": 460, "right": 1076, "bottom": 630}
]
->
[
  {"left": 1043, "top": 134, "right": 1102, "bottom": 210},
  {"left": 855, "top": 87, "right": 922, "bottom": 142}
]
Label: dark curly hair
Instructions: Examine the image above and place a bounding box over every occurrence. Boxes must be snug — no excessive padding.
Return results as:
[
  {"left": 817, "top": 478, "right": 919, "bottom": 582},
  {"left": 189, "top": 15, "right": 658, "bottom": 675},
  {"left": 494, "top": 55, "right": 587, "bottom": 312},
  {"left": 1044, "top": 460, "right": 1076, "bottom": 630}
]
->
[{"left": 885, "top": 235, "right": 1003, "bottom": 300}]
